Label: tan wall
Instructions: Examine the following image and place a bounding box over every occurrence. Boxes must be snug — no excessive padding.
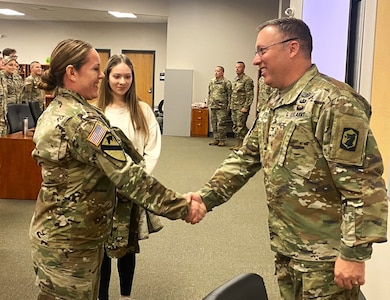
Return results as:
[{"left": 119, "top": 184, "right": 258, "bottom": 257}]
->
[{"left": 371, "top": 0, "right": 390, "bottom": 181}]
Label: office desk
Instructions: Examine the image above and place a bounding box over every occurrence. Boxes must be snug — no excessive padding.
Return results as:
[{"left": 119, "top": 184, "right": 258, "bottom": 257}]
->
[{"left": 0, "top": 130, "right": 41, "bottom": 200}]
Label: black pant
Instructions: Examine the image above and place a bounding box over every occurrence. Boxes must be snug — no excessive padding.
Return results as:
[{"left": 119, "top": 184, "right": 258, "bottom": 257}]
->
[{"left": 99, "top": 250, "right": 136, "bottom": 300}]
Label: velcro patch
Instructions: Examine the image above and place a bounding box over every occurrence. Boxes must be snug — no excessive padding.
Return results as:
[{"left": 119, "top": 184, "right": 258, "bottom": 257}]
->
[
  {"left": 101, "top": 133, "right": 126, "bottom": 162},
  {"left": 340, "top": 128, "right": 359, "bottom": 151},
  {"left": 87, "top": 123, "right": 107, "bottom": 147},
  {"left": 329, "top": 114, "right": 368, "bottom": 166}
]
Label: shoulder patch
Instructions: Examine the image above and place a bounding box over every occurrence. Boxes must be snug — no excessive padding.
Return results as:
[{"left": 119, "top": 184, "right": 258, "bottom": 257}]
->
[
  {"left": 87, "top": 123, "right": 107, "bottom": 146},
  {"left": 340, "top": 128, "right": 359, "bottom": 151},
  {"left": 329, "top": 114, "right": 368, "bottom": 166},
  {"left": 101, "top": 133, "right": 126, "bottom": 162}
]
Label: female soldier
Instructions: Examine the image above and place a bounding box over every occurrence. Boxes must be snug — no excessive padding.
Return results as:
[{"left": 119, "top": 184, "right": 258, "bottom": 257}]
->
[{"left": 30, "top": 39, "right": 205, "bottom": 300}]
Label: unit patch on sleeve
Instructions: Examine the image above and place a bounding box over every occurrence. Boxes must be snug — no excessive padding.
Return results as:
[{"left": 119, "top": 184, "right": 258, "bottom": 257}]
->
[
  {"left": 101, "top": 133, "right": 126, "bottom": 162},
  {"left": 329, "top": 113, "right": 368, "bottom": 166},
  {"left": 340, "top": 128, "right": 359, "bottom": 151}
]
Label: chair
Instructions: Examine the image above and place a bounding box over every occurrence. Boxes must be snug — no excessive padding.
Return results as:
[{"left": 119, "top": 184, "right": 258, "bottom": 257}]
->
[
  {"left": 6, "top": 103, "right": 35, "bottom": 133},
  {"left": 202, "top": 273, "right": 268, "bottom": 300},
  {"left": 154, "top": 99, "right": 164, "bottom": 133},
  {"left": 28, "top": 100, "right": 43, "bottom": 124},
  {"left": 358, "top": 290, "right": 366, "bottom": 300}
]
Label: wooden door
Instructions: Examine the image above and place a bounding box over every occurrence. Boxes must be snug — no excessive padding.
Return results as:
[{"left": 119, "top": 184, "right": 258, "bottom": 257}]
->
[{"left": 122, "top": 50, "right": 155, "bottom": 108}]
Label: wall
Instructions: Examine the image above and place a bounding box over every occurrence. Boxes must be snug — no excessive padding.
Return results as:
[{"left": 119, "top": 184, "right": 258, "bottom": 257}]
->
[
  {"left": 166, "top": 0, "right": 279, "bottom": 125},
  {"left": 362, "top": 0, "right": 390, "bottom": 298},
  {"left": 0, "top": 21, "right": 168, "bottom": 105}
]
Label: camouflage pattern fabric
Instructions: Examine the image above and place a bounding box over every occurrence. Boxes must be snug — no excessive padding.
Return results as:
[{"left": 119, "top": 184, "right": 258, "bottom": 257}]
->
[
  {"left": 208, "top": 77, "right": 232, "bottom": 141},
  {"left": 230, "top": 73, "right": 254, "bottom": 138},
  {"left": 257, "top": 76, "right": 275, "bottom": 112},
  {"left": 31, "top": 243, "right": 103, "bottom": 300},
  {"left": 198, "top": 65, "right": 388, "bottom": 264},
  {"left": 0, "top": 76, "right": 8, "bottom": 136},
  {"left": 208, "top": 77, "right": 231, "bottom": 110},
  {"left": 22, "top": 74, "right": 46, "bottom": 110},
  {"left": 30, "top": 87, "right": 190, "bottom": 298},
  {"left": 0, "top": 70, "right": 23, "bottom": 104},
  {"left": 275, "top": 253, "right": 360, "bottom": 299},
  {"left": 230, "top": 73, "right": 254, "bottom": 110}
]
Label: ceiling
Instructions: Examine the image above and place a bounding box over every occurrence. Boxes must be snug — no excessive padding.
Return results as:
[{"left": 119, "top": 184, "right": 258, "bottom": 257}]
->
[{"left": 0, "top": 1, "right": 168, "bottom": 23}]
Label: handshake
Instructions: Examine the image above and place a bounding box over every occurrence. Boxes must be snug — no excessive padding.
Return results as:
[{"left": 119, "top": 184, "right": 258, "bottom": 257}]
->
[{"left": 183, "top": 192, "right": 207, "bottom": 224}]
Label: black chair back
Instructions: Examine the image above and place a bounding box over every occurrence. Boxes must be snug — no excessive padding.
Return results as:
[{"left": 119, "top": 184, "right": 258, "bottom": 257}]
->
[
  {"left": 203, "top": 273, "right": 268, "bottom": 300},
  {"left": 28, "top": 101, "right": 43, "bottom": 124},
  {"left": 6, "top": 103, "right": 35, "bottom": 133}
]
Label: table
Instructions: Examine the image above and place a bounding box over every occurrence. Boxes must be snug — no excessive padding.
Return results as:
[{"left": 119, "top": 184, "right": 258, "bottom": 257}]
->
[{"left": 0, "top": 130, "right": 41, "bottom": 200}]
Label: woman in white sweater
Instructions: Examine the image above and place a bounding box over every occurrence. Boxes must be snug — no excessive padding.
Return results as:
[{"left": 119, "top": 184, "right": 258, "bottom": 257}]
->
[{"left": 97, "top": 54, "right": 162, "bottom": 300}]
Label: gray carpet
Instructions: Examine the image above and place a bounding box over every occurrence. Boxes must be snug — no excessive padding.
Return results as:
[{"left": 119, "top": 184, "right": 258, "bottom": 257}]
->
[{"left": 0, "top": 136, "right": 280, "bottom": 300}]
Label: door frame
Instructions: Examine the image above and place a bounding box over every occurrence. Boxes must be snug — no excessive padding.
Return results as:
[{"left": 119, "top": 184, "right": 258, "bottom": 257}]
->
[{"left": 122, "top": 50, "right": 156, "bottom": 107}]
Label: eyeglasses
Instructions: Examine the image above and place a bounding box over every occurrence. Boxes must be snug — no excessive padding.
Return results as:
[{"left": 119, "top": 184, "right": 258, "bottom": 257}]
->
[{"left": 255, "top": 37, "right": 298, "bottom": 57}]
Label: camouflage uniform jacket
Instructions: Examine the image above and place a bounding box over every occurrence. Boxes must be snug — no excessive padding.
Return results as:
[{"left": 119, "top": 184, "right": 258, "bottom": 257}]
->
[
  {"left": 0, "top": 76, "right": 8, "bottom": 136},
  {"left": 0, "top": 70, "right": 23, "bottom": 104},
  {"left": 30, "top": 87, "right": 189, "bottom": 250},
  {"left": 198, "top": 65, "right": 388, "bottom": 262},
  {"left": 257, "top": 76, "right": 275, "bottom": 112},
  {"left": 208, "top": 77, "right": 232, "bottom": 109},
  {"left": 22, "top": 74, "right": 46, "bottom": 110},
  {"left": 230, "top": 73, "right": 254, "bottom": 110}
]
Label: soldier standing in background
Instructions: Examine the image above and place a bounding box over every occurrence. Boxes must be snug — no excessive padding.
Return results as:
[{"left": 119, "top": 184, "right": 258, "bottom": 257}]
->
[
  {"left": 256, "top": 75, "right": 275, "bottom": 113},
  {"left": 229, "top": 61, "right": 254, "bottom": 150},
  {"left": 21, "top": 61, "right": 46, "bottom": 110},
  {"left": 208, "top": 66, "right": 231, "bottom": 147},
  {"left": 0, "top": 74, "right": 7, "bottom": 136},
  {"left": 0, "top": 56, "right": 23, "bottom": 104},
  {"left": 189, "top": 17, "right": 388, "bottom": 300}
]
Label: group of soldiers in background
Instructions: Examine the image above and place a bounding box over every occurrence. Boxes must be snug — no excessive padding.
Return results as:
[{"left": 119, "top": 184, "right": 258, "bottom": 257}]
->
[
  {"left": 208, "top": 61, "right": 274, "bottom": 150},
  {"left": 0, "top": 48, "right": 46, "bottom": 137}
]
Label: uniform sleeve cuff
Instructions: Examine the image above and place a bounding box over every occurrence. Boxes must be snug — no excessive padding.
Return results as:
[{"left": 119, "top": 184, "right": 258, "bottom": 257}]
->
[{"left": 339, "top": 243, "right": 373, "bottom": 261}]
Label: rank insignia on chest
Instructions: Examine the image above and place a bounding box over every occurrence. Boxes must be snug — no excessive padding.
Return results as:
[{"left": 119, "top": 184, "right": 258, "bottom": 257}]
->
[{"left": 340, "top": 128, "right": 359, "bottom": 151}]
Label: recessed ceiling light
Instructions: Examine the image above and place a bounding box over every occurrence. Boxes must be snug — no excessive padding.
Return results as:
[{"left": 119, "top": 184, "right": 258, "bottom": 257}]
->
[
  {"left": 0, "top": 9, "right": 25, "bottom": 16},
  {"left": 108, "top": 11, "right": 137, "bottom": 19}
]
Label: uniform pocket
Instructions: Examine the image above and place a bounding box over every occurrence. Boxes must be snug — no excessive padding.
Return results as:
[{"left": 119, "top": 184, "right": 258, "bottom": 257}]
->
[{"left": 278, "top": 121, "right": 321, "bottom": 180}]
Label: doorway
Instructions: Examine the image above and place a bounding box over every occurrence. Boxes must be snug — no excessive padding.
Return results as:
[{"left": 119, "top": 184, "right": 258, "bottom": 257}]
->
[{"left": 122, "top": 50, "right": 155, "bottom": 108}]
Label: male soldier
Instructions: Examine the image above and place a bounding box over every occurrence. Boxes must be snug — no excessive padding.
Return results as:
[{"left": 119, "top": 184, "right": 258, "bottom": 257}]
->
[
  {"left": 256, "top": 75, "right": 275, "bottom": 113},
  {"left": 208, "top": 66, "right": 231, "bottom": 147},
  {"left": 229, "top": 61, "right": 254, "bottom": 150},
  {"left": 21, "top": 61, "right": 46, "bottom": 110},
  {"left": 189, "top": 18, "right": 388, "bottom": 300}
]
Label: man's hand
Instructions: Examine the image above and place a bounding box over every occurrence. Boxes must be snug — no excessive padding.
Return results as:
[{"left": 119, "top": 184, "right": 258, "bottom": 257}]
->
[
  {"left": 334, "top": 257, "right": 365, "bottom": 290},
  {"left": 183, "top": 192, "right": 206, "bottom": 224}
]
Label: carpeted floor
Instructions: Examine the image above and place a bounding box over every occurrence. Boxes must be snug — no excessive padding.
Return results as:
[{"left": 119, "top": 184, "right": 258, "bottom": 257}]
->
[{"left": 0, "top": 135, "right": 280, "bottom": 300}]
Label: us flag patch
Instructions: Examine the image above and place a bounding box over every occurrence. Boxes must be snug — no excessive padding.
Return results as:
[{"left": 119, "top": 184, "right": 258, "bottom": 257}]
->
[{"left": 87, "top": 123, "right": 107, "bottom": 146}]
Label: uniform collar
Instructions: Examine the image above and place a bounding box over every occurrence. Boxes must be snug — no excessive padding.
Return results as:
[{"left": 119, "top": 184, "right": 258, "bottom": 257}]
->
[{"left": 269, "top": 64, "right": 318, "bottom": 109}]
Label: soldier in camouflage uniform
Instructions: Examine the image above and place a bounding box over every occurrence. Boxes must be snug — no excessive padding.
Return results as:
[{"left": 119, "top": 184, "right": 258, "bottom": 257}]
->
[
  {"left": 191, "top": 18, "right": 388, "bottom": 300},
  {"left": 29, "top": 39, "right": 206, "bottom": 300},
  {"left": 0, "top": 56, "right": 23, "bottom": 104},
  {"left": 257, "top": 75, "right": 275, "bottom": 113},
  {"left": 0, "top": 74, "right": 8, "bottom": 136},
  {"left": 208, "top": 66, "right": 232, "bottom": 147},
  {"left": 229, "top": 61, "right": 254, "bottom": 150},
  {"left": 21, "top": 61, "right": 46, "bottom": 110}
]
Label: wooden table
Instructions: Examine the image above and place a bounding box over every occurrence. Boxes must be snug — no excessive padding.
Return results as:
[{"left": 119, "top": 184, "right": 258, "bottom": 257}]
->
[{"left": 0, "top": 130, "right": 41, "bottom": 200}]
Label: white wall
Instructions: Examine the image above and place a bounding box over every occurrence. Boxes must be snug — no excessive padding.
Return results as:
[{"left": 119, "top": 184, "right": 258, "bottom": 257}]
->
[
  {"left": 0, "top": 21, "right": 168, "bottom": 105},
  {"left": 166, "top": 0, "right": 279, "bottom": 125}
]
